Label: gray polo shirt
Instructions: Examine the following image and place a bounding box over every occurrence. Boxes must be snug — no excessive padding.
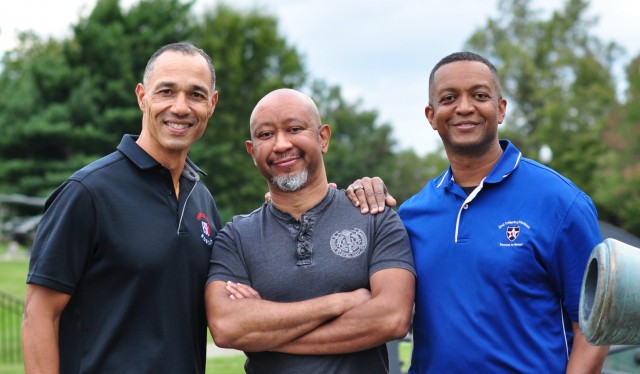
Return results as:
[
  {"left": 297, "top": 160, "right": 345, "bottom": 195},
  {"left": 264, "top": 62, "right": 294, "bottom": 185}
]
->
[{"left": 208, "top": 187, "right": 414, "bottom": 374}]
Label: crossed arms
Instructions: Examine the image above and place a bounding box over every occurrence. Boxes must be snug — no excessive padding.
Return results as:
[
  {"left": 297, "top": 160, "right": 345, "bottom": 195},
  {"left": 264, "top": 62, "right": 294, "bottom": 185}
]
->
[{"left": 205, "top": 267, "right": 415, "bottom": 354}]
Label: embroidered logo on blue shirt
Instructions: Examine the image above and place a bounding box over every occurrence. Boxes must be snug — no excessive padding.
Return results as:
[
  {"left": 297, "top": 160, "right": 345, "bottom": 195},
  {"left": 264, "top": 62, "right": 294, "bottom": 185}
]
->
[
  {"left": 506, "top": 226, "right": 520, "bottom": 241},
  {"left": 498, "top": 220, "right": 530, "bottom": 247}
]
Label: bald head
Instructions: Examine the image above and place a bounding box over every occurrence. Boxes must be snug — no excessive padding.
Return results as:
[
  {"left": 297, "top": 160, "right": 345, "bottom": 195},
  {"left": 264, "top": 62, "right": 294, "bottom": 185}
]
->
[
  {"left": 245, "top": 88, "right": 331, "bottom": 194},
  {"left": 249, "top": 89, "right": 321, "bottom": 135}
]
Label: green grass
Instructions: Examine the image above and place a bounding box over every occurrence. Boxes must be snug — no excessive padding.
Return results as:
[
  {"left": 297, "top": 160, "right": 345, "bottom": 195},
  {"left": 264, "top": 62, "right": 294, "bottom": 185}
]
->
[
  {"left": 0, "top": 259, "right": 29, "bottom": 300},
  {"left": 0, "top": 363, "right": 23, "bottom": 374},
  {"left": 0, "top": 256, "right": 26, "bottom": 371},
  {"left": 206, "top": 355, "right": 245, "bottom": 373}
]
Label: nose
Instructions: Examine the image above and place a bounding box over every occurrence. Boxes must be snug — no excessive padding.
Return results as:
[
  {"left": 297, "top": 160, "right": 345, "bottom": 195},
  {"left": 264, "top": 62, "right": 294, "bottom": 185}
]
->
[
  {"left": 273, "top": 131, "right": 293, "bottom": 152},
  {"left": 456, "top": 94, "right": 475, "bottom": 115},
  {"left": 171, "top": 92, "right": 190, "bottom": 116}
]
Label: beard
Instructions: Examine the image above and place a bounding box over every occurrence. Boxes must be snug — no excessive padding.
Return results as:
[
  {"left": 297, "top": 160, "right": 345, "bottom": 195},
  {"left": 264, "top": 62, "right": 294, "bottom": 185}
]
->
[{"left": 271, "top": 168, "right": 309, "bottom": 192}]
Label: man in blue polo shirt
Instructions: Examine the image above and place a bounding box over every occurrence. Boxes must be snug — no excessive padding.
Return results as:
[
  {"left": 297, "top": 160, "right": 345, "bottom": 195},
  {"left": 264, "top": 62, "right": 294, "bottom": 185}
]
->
[
  {"left": 22, "top": 42, "right": 222, "bottom": 373},
  {"left": 350, "top": 52, "right": 610, "bottom": 373}
]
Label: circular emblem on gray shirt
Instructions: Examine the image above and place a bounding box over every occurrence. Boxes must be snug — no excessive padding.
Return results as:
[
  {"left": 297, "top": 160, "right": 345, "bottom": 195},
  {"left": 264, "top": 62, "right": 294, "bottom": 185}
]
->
[{"left": 330, "top": 228, "right": 367, "bottom": 258}]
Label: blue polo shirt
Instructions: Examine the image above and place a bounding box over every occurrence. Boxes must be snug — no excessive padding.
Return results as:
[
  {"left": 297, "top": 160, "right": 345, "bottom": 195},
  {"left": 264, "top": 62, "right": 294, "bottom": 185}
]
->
[
  {"left": 27, "top": 135, "right": 221, "bottom": 373},
  {"left": 399, "top": 140, "right": 601, "bottom": 373}
]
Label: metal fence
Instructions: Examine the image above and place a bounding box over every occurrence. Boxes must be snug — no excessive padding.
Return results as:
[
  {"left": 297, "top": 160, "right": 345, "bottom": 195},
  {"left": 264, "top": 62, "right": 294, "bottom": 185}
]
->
[{"left": 0, "top": 290, "right": 23, "bottom": 365}]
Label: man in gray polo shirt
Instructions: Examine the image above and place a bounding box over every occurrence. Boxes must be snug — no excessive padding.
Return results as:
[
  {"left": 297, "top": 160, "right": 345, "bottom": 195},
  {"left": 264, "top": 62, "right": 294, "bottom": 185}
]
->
[{"left": 205, "top": 88, "right": 415, "bottom": 373}]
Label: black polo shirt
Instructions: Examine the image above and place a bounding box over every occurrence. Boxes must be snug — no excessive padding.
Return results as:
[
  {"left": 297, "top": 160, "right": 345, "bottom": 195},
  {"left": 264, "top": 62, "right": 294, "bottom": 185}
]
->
[{"left": 27, "top": 135, "right": 221, "bottom": 373}]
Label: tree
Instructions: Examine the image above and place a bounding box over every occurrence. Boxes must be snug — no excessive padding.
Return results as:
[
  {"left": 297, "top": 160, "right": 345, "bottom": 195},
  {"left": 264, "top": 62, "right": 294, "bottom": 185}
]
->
[
  {"left": 0, "top": 0, "right": 196, "bottom": 197},
  {"left": 465, "top": 0, "right": 620, "bottom": 195},
  {"left": 0, "top": 32, "right": 110, "bottom": 197},
  {"left": 593, "top": 56, "right": 640, "bottom": 235},
  {"left": 310, "top": 81, "right": 394, "bottom": 186},
  {"left": 190, "top": 3, "right": 308, "bottom": 220},
  {"left": 1, "top": 0, "right": 428, "bottom": 224}
]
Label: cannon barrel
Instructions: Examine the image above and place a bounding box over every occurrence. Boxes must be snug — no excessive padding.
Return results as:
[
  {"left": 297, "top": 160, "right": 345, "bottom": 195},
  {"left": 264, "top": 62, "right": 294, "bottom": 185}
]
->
[{"left": 580, "top": 238, "right": 640, "bottom": 345}]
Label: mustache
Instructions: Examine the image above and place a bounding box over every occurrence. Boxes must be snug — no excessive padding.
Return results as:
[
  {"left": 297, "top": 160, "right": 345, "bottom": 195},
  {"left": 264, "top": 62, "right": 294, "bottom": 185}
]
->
[{"left": 267, "top": 151, "right": 304, "bottom": 166}]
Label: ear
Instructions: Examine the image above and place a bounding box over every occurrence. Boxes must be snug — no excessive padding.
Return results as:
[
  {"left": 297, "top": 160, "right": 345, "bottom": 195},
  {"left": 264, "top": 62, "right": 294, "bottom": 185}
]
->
[
  {"left": 497, "top": 97, "right": 507, "bottom": 124},
  {"left": 135, "top": 83, "right": 146, "bottom": 112},
  {"left": 208, "top": 91, "right": 219, "bottom": 119},
  {"left": 318, "top": 124, "right": 331, "bottom": 154},
  {"left": 425, "top": 105, "right": 436, "bottom": 130},
  {"left": 245, "top": 140, "right": 257, "bottom": 166}
]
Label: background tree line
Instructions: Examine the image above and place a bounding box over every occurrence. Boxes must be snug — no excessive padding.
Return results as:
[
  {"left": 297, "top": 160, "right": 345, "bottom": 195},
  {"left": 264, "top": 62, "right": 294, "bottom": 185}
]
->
[{"left": 0, "top": 0, "right": 638, "bottom": 236}]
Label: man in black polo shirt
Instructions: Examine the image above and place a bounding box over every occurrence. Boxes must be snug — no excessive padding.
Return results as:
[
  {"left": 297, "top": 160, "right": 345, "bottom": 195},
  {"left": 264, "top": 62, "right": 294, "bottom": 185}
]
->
[{"left": 22, "top": 42, "right": 222, "bottom": 373}]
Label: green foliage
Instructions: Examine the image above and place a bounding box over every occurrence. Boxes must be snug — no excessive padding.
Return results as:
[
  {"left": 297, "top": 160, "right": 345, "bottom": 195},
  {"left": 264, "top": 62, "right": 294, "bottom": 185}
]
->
[
  {"left": 191, "top": 3, "right": 308, "bottom": 221},
  {"left": 310, "top": 80, "right": 446, "bottom": 206},
  {"left": 465, "top": 0, "right": 619, "bottom": 196},
  {"left": 0, "top": 0, "right": 428, "bottom": 225},
  {"left": 312, "top": 81, "right": 393, "bottom": 186},
  {"left": 593, "top": 56, "right": 640, "bottom": 235},
  {"left": 0, "top": 0, "right": 196, "bottom": 197}
]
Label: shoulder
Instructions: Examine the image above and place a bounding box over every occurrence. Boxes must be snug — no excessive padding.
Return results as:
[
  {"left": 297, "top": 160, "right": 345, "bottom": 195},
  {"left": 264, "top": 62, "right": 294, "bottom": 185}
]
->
[
  {"left": 399, "top": 173, "right": 444, "bottom": 212},
  {"left": 516, "top": 158, "right": 590, "bottom": 197},
  {"left": 69, "top": 150, "right": 126, "bottom": 184},
  {"left": 44, "top": 152, "right": 124, "bottom": 208},
  {"left": 226, "top": 204, "right": 268, "bottom": 229}
]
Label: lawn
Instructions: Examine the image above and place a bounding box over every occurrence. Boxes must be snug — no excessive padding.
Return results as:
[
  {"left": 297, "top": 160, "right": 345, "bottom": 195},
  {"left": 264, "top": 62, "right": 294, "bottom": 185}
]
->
[{"left": 0, "top": 259, "right": 28, "bottom": 300}]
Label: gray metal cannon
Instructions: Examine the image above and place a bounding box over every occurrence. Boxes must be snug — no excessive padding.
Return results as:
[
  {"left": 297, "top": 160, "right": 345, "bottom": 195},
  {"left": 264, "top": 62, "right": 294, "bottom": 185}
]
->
[{"left": 580, "top": 238, "right": 640, "bottom": 345}]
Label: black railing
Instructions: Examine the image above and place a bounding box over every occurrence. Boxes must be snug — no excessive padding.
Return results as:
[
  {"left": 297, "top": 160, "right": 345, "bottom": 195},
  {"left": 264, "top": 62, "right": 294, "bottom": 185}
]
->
[{"left": 0, "top": 290, "right": 23, "bottom": 365}]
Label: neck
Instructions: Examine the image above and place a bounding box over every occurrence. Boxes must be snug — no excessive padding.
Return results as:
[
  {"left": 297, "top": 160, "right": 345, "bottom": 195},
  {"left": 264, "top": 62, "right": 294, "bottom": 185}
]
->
[
  {"left": 269, "top": 177, "right": 329, "bottom": 220},
  {"left": 447, "top": 142, "right": 503, "bottom": 187},
  {"left": 135, "top": 136, "right": 186, "bottom": 198}
]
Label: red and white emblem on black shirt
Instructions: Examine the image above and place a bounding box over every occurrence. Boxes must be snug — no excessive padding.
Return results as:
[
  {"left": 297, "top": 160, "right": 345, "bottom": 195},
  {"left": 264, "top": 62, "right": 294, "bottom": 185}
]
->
[{"left": 197, "top": 212, "right": 213, "bottom": 245}]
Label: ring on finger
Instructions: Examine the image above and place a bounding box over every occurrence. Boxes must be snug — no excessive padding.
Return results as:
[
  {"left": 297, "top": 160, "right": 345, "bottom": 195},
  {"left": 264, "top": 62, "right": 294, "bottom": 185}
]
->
[{"left": 352, "top": 185, "right": 364, "bottom": 192}]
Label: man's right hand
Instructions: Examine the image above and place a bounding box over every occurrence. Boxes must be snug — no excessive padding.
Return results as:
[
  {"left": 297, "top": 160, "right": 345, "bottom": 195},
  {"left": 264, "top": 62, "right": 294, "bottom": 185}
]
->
[{"left": 346, "top": 176, "right": 397, "bottom": 214}]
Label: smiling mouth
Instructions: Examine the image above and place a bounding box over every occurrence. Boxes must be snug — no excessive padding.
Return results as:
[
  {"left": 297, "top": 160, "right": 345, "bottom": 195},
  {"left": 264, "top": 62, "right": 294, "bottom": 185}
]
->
[
  {"left": 453, "top": 121, "right": 478, "bottom": 127},
  {"left": 166, "top": 122, "right": 192, "bottom": 130},
  {"left": 268, "top": 151, "right": 303, "bottom": 166}
]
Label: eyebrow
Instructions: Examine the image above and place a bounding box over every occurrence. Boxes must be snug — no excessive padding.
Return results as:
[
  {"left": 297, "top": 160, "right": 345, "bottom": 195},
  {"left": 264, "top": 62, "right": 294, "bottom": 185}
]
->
[
  {"left": 155, "top": 81, "right": 209, "bottom": 94},
  {"left": 437, "top": 83, "right": 493, "bottom": 95}
]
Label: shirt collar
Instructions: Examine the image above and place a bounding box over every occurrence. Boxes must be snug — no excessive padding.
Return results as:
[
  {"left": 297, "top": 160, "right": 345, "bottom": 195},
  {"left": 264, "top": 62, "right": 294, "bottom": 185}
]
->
[
  {"left": 269, "top": 187, "right": 337, "bottom": 222},
  {"left": 116, "top": 134, "right": 206, "bottom": 176},
  {"left": 436, "top": 139, "right": 522, "bottom": 189}
]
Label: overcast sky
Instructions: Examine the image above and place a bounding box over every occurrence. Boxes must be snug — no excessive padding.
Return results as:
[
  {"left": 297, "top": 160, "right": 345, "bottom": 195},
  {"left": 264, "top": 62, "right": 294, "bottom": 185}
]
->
[{"left": 1, "top": 0, "right": 638, "bottom": 155}]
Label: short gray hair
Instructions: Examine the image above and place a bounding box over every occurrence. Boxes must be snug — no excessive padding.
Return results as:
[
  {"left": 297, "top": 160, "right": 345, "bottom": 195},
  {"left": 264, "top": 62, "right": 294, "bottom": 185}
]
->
[{"left": 143, "top": 42, "right": 216, "bottom": 90}]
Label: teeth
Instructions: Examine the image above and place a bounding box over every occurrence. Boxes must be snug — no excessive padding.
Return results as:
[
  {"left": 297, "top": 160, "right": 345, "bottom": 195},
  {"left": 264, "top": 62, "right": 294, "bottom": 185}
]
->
[{"left": 167, "top": 122, "right": 190, "bottom": 130}]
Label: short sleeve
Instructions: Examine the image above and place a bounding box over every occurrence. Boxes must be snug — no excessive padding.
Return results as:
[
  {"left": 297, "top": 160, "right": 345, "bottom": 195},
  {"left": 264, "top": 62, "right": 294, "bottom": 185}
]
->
[{"left": 27, "top": 181, "right": 98, "bottom": 295}]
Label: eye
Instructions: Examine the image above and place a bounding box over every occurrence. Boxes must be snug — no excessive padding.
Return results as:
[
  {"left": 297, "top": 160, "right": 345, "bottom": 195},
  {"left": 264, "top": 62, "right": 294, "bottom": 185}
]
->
[
  {"left": 257, "top": 131, "right": 273, "bottom": 139},
  {"left": 191, "top": 91, "right": 206, "bottom": 99},
  {"left": 474, "top": 92, "right": 490, "bottom": 100},
  {"left": 289, "top": 126, "right": 303, "bottom": 133},
  {"left": 440, "top": 94, "right": 456, "bottom": 104},
  {"left": 159, "top": 89, "right": 173, "bottom": 96}
]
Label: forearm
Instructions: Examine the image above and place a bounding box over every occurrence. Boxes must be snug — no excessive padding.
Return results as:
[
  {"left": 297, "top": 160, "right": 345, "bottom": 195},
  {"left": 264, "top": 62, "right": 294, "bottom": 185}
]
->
[
  {"left": 274, "top": 270, "right": 415, "bottom": 355},
  {"left": 22, "top": 313, "right": 60, "bottom": 373},
  {"left": 566, "top": 323, "right": 609, "bottom": 374},
  {"left": 206, "top": 282, "right": 369, "bottom": 352},
  {"left": 22, "top": 284, "right": 68, "bottom": 374},
  {"left": 276, "top": 296, "right": 410, "bottom": 354}
]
